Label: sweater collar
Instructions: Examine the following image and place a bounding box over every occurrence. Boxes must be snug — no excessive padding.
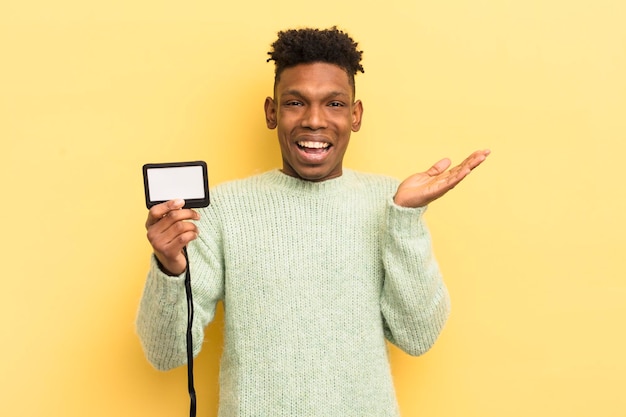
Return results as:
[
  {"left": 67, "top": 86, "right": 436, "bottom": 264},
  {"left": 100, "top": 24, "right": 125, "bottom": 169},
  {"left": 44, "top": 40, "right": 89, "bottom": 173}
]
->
[{"left": 264, "top": 169, "right": 354, "bottom": 196}]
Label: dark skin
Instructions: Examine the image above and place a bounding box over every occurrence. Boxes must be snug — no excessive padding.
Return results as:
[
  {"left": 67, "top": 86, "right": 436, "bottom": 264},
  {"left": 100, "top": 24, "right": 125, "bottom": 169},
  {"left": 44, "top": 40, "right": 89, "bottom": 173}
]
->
[
  {"left": 146, "top": 62, "right": 490, "bottom": 275},
  {"left": 145, "top": 199, "right": 199, "bottom": 276},
  {"left": 263, "top": 63, "right": 363, "bottom": 183}
]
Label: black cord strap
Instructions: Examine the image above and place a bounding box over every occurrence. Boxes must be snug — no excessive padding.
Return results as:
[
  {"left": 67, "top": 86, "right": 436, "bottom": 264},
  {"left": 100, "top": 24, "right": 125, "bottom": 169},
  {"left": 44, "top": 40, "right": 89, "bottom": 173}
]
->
[{"left": 182, "top": 246, "right": 197, "bottom": 417}]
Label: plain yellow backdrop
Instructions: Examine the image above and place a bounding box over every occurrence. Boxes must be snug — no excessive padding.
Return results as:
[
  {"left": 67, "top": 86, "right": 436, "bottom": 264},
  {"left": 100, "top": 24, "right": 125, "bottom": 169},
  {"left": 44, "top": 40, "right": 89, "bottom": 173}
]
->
[{"left": 2, "top": 0, "right": 625, "bottom": 416}]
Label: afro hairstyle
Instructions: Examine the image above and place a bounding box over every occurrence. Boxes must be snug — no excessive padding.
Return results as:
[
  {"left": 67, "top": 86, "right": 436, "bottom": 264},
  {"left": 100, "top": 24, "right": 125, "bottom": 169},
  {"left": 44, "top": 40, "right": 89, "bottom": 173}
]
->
[{"left": 267, "top": 26, "right": 364, "bottom": 92}]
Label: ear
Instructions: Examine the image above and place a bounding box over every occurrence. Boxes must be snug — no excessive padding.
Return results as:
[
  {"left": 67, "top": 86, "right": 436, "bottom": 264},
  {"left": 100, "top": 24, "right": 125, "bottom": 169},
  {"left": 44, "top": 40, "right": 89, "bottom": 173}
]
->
[
  {"left": 264, "top": 97, "right": 277, "bottom": 129},
  {"left": 351, "top": 100, "right": 363, "bottom": 132}
]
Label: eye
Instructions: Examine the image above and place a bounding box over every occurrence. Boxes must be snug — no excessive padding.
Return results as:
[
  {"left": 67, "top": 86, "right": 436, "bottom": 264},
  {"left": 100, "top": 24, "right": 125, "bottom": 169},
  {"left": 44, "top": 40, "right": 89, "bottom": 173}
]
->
[
  {"left": 285, "top": 100, "right": 303, "bottom": 106},
  {"left": 328, "top": 101, "right": 344, "bottom": 107}
]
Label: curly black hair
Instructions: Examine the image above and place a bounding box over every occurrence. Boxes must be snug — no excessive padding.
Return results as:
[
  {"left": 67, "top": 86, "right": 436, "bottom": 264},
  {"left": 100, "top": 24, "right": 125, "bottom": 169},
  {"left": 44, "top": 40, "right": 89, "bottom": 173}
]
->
[{"left": 267, "top": 26, "right": 364, "bottom": 92}]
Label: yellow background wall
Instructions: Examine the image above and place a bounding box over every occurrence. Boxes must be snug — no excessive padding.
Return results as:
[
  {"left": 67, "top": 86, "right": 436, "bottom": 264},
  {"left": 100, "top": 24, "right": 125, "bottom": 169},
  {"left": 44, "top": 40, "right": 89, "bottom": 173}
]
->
[{"left": 2, "top": 0, "right": 625, "bottom": 416}]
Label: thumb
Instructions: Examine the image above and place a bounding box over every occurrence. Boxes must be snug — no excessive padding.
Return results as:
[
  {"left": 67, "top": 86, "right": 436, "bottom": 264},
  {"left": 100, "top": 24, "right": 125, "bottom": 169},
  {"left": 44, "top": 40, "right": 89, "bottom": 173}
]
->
[{"left": 426, "top": 158, "right": 452, "bottom": 176}]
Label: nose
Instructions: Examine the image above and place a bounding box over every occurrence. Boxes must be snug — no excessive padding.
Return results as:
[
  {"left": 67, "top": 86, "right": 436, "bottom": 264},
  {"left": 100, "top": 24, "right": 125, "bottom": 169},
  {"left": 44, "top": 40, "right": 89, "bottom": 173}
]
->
[{"left": 301, "top": 105, "right": 327, "bottom": 130}]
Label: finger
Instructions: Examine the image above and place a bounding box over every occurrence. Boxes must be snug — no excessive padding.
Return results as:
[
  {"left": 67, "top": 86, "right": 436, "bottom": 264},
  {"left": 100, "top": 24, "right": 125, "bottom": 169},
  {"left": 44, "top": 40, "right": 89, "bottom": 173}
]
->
[
  {"left": 147, "top": 209, "right": 200, "bottom": 245},
  {"left": 156, "top": 226, "right": 199, "bottom": 253},
  {"left": 147, "top": 219, "right": 199, "bottom": 253},
  {"left": 462, "top": 149, "right": 491, "bottom": 171},
  {"left": 443, "top": 149, "right": 491, "bottom": 186},
  {"left": 444, "top": 167, "right": 471, "bottom": 188},
  {"left": 442, "top": 150, "right": 488, "bottom": 183},
  {"left": 154, "top": 229, "right": 198, "bottom": 275},
  {"left": 145, "top": 199, "right": 186, "bottom": 228},
  {"left": 162, "top": 207, "right": 201, "bottom": 225},
  {"left": 425, "top": 158, "right": 452, "bottom": 177}
]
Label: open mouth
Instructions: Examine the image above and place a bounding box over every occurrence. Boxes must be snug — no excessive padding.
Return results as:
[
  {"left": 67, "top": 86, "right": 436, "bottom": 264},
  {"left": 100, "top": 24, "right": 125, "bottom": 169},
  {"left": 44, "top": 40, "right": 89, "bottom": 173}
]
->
[{"left": 297, "top": 141, "right": 331, "bottom": 153}]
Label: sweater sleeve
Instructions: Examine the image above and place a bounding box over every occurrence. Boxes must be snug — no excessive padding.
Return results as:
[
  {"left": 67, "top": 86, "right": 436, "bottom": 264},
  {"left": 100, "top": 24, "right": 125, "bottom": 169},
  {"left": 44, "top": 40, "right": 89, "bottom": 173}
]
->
[
  {"left": 135, "top": 208, "right": 224, "bottom": 371},
  {"left": 380, "top": 198, "right": 451, "bottom": 356}
]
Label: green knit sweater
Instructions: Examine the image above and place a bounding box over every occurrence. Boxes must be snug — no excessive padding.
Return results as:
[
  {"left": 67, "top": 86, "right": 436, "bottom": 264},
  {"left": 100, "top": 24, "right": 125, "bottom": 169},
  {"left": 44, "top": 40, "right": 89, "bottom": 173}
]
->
[{"left": 136, "top": 169, "right": 450, "bottom": 417}]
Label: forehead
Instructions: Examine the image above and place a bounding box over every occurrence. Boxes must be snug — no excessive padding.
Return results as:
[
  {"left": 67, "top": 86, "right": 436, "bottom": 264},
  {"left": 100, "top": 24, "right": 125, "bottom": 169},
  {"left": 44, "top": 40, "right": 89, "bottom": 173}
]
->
[{"left": 275, "top": 62, "right": 353, "bottom": 98}]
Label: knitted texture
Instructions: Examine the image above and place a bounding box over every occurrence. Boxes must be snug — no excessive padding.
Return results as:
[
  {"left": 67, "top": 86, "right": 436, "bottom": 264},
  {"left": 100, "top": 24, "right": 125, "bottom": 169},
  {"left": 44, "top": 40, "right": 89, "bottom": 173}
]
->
[{"left": 136, "top": 169, "right": 450, "bottom": 417}]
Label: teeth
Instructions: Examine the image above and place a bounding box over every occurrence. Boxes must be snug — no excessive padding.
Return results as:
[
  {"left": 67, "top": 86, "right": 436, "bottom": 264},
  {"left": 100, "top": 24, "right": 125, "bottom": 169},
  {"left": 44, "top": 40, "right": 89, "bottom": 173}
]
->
[{"left": 297, "top": 141, "right": 330, "bottom": 149}]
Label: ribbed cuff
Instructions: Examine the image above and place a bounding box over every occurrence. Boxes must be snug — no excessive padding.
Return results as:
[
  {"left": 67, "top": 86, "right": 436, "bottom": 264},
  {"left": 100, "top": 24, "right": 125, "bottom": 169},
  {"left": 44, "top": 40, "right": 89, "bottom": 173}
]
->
[
  {"left": 148, "top": 254, "right": 186, "bottom": 305},
  {"left": 386, "top": 197, "right": 427, "bottom": 237}
]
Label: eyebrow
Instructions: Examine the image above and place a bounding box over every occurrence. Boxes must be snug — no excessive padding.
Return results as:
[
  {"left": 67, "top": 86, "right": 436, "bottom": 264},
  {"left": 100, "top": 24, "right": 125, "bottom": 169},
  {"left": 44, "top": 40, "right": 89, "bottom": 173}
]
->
[{"left": 281, "top": 89, "right": 351, "bottom": 100}]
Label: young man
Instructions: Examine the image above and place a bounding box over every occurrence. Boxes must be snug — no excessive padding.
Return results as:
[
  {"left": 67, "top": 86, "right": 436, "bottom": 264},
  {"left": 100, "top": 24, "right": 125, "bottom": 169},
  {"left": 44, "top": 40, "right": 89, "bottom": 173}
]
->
[{"left": 137, "top": 27, "right": 489, "bottom": 416}]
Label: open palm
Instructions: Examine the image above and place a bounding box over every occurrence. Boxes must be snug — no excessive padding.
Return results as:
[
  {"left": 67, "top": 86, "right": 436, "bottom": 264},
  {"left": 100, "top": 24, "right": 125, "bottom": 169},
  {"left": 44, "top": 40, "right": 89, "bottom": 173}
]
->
[{"left": 394, "top": 149, "right": 491, "bottom": 208}]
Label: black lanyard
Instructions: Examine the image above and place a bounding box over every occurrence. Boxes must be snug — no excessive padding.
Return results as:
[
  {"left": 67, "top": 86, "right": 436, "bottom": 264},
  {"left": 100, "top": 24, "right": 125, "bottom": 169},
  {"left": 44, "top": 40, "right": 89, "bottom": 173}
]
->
[{"left": 183, "top": 246, "right": 196, "bottom": 417}]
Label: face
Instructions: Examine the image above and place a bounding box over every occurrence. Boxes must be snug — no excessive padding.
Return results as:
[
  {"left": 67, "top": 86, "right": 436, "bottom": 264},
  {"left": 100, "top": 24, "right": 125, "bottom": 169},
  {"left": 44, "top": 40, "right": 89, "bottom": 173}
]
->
[{"left": 264, "top": 62, "right": 363, "bottom": 182}]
